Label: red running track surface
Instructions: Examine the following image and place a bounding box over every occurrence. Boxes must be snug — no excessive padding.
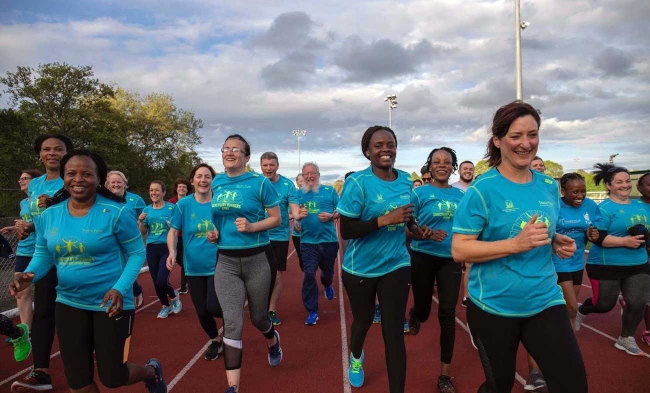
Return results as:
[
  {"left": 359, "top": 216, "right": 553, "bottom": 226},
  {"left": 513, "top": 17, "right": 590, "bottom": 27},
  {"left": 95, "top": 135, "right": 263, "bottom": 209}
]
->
[{"left": 1, "top": 243, "right": 647, "bottom": 392}]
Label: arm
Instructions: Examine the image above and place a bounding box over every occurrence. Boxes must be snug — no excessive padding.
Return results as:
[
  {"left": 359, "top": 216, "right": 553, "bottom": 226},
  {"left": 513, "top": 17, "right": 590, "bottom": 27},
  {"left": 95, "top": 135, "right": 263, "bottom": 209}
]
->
[
  {"left": 601, "top": 234, "right": 645, "bottom": 248},
  {"left": 167, "top": 227, "right": 179, "bottom": 265},
  {"left": 235, "top": 205, "right": 281, "bottom": 233},
  {"left": 340, "top": 204, "right": 414, "bottom": 240}
]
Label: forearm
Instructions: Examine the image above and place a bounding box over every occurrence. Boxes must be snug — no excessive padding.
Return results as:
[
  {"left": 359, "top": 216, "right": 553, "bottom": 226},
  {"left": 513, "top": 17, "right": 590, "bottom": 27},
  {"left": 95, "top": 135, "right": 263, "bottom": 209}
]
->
[
  {"left": 340, "top": 215, "right": 378, "bottom": 239},
  {"left": 112, "top": 247, "right": 145, "bottom": 296},
  {"left": 451, "top": 237, "right": 519, "bottom": 263},
  {"left": 250, "top": 216, "right": 281, "bottom": 232},
  {"left": 25, "top": 249, "right": 55, "bottom": 282},
  {"left": 167, "top": 228, "right": 179, "bottom": 255},
  {"left": 601, "top": 235, "right": 631, "bottom": 248}
]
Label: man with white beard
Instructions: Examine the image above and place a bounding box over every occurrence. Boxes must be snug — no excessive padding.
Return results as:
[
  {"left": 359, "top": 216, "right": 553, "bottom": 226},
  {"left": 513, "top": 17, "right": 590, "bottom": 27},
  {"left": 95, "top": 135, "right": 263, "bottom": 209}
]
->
[{"left": 294, "top": 162, "right": 340, "bottom": 325}]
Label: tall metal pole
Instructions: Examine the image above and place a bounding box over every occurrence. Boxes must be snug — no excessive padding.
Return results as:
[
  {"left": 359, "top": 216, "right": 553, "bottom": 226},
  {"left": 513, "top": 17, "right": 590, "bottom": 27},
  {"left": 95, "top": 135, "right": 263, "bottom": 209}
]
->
[
  {"left": 298, "top": 136, "right": 301, "bottom": 171},
  {"left": 515, "top": 0, "right": 523, "bottom": 101},
  {"left": 292, "top": 129, "right": 307, "bottom": 173},
  {"left": 388, "top": 105, "right": 392, "bottom": 128}
]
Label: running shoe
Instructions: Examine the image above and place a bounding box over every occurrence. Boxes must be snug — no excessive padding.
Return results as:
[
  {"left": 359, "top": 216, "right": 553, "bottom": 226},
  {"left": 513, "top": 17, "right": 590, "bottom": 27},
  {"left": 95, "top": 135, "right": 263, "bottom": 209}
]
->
[
  {"left": 5, "top": 336, "right": 12, "bottom": 343},
  {"left": 305, "top": 311, "right": 319, "bottom": 325},
  {"left": 372, "top": 304, "right": 381, "bottom": 324},
  {"left": 325, "top": 285, "right": 335, "bottom": 300},
  {"left": 10, "top": 370, "right": 52, "bottom": 392},
  {"left": 224, "top": 387, "right": 236, "bottom": 393},
  {"left": 614, "top": 336, "right": 645, "bottom": 356},
  {"left": 157, "top": 305, "right": 173, "bottom": 319},
  {"left": 205, "top": 340, "right": 223, "bottom": 361},
  {"left": 171, "top": 296, "right": 182, "bottom": 314},
  {"left": 574, "top": 303, "right": 586, "bottom": 331},
  {"left": 11, "top": 323, "right": 31, "bottom": 362},
  {"left": 461, "top": 297, "right": 467, "bottom": 307},
  {"left": 135, "top": 293, "right": 144, "bottom": 308},
  {"left": 408, "top": 318, "right": 421, "bottom": 336},
  {"left": 269, "top": 310, "right": 282, "bottom": 326},
  {"left": 437, "top": 375, "right": 457, "bottom": 393},
  {"left": 179, "top": 286, "right": 188, "bottom": 295},
  {"left": 524, "top": 370, "right": 547, "bottom": 392},
  {"left": 144, "top": 358, "right": 167, "bottom": 393},
  {"left": 268, "top": 330, "right": 283, "bottom": 367},
  {"left": 348, "top": 351, "right": 364, "bottom": 388},
  {"left": 403, "top": 319, "right": 410, "bottom": 334},
  {"left": 641, "top": 330, "right": 650, "bottom": 347},
  {"left": 617, "top": 294, "right": 625, "bottom": 315}
]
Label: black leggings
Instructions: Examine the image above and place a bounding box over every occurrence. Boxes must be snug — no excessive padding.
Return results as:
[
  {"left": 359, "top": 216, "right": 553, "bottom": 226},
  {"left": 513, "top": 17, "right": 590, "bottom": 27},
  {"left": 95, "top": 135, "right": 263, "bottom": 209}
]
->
[
  {"left": 177, "top": 236, "right": 187, "bottom": 289},
  {"left": 146, "top": 243, "right": 175, "bottom": 306},
  {"left": 186, "top": 275, "right": 222, "bottom": 339},
  {"left": 467, "top": 302, "right": 587, "bottom": 393},
  {"left": 409, "top": 251, "right": 461, "bottom": 364},
  {"left": 342, "top": 267, "right": 410, "bottom": 393},
  {"left": 32, "top": 267, "right": 57, "bottom": 369},
  {"left": 579, "top": 272, "right": 649, "bottom": 337},
  {"left": 292, "top": 235, "right": 303, "bottom": 271}
]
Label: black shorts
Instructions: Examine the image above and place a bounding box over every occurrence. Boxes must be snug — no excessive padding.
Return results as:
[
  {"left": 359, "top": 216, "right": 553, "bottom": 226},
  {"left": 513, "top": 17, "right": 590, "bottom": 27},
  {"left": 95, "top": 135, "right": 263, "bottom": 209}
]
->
[
  {"left": 270, "top": 240, "right": 290, "bottom": 271},
  {"left": 14, "top": 256, "right": 32, "bottom": 272},
  {"left": 55, "top": 303, "right": 134, "bottom": 389},
  {"left": 557, "top": 269, "right": 584, "bottom": 285}
]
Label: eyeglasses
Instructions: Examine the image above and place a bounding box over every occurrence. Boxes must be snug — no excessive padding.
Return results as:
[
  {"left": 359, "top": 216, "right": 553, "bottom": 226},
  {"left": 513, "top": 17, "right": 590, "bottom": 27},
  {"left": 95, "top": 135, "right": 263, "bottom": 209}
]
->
[
  {"left": 18, "top": 177, "right": 32, "bottom": 182},
  {"left": 421, "top": 177, "right": 432, "bottom": 182},
  {"left": 302, "top": 171, "right": 319, "bottom": 177},
  {"left": 221, "top": 147, "right": 244, "bottom": 154}
]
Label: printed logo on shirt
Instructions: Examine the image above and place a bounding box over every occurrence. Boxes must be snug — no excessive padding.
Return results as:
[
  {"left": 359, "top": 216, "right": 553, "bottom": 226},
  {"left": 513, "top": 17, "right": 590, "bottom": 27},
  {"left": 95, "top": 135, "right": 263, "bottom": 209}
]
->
[
  {"left": 384, "top": 203, "right": 406, "bottom": 231},
  {"left": 376, "top": 194, "right": 384, "bottom": 203},
  {"left": 432, "top": 200, "right": 458, "bottom": 220},
  {"left": 150, "top": 221, "right": 168, "bottom": 235},
  {"left": 510, "top": 211, "right": 553, "bottom": 239},
  {"left": 583, "top": 212, "right": 591, "bottom": 225},
  {"left": 503, "top": 200, "right": 518, "bottom": 213},
  {"left": 544, "top": 179, "right": 554, "bottom": 184},
  {"left": 630, "top": 214, "right": 648, "bottom": 225},
  {"left": 213, "top": 190, "right": 243, "bottom": 209},
  {"left": 190, "top": 212, "right": 196, "bottom": 219},
  {"left": 538, "top": 201, "right": 554, "bottom": 207},
  {"left": 55, "top": 238, "right": 94, "bottom": 264},
  {"left": 195, "top": 219, "right": 215, "bottom": 238},
  {"left": 304, "top": 201, "right": 320, "bottom": 214}
]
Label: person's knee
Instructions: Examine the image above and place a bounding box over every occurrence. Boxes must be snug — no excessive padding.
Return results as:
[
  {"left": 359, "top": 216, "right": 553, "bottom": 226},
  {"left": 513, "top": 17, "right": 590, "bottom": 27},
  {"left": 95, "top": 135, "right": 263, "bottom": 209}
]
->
[
  {"left": 98, "top": 365, "right": 128, "bottom": 389},
  {"left": 438, "top": 306, "right": 456, "bottom": 326}
]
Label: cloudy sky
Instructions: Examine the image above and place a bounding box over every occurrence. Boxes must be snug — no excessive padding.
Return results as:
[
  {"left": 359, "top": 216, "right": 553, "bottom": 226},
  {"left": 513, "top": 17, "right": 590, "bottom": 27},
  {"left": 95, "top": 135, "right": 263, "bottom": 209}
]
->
[{"left": 1, "top": 0, "right": 648, "bottom": 182}]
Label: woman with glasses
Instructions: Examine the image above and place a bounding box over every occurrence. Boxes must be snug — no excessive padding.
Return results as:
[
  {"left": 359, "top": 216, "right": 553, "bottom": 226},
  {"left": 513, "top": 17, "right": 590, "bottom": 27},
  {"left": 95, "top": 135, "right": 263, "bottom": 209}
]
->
[
  {"left": 209, "top": 134, "right": 282, "bottom": 393},
  {"left": 0, "top": 169, "right": 42, "bottom": 338},
  {"left": 575, "top": 164, "right": 649, "bottom": 356}
]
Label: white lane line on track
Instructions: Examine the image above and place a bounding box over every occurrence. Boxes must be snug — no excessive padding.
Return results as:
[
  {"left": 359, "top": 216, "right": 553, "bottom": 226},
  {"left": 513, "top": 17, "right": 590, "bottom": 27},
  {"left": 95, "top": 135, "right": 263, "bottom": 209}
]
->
[
  {"left": 431, "top": 296, "right": 527, "bottom": 386},
  {"left": 336, "top": 228, "right": 352, "bottom": 393},
  {"left": 168, "top": 249, "right": 298, "bottom": 390},
  {"left": 0, "top": 296, "right": 162, "bottom": 387},
  {"left": 580, "top": 323, "right": 650, "bottom": 359}
]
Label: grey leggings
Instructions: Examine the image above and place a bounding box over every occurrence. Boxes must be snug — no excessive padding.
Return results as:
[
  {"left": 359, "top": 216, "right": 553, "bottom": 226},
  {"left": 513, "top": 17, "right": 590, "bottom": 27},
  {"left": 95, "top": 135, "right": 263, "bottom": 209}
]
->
[
  {"left": 579, "top": 272, "right": 649, "bottom": 337},
  {"left": 214, "top": 250, "right": 275, "bottom": 370}
]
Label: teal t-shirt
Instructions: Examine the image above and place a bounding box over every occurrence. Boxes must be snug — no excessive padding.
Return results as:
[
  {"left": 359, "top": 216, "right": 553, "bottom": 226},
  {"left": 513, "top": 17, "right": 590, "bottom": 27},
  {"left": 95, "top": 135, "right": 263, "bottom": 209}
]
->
[
  {"left": 452, "top": 168, "right": 565, "bottom": 317},
  {"left": 142, "top": 202, "right": 175, "bottom": 245},
  {"left": 411, "top": 185, "right": 465, "bottom": 258},
  {"left": 337, "top": 166, "right": 411, "bottom": 277},
  {"left": 16, "top": 198, "right": 36, "bottom": 257},
  {"left": 125, "top": 191, "right": 146, "bottom": 217},
  {"left": 170, "top": 195, "right": 218, "bottom": 276},
  {"left": 267, "top": 175, "right": 299, "bottom": 242},
  {"left": 296, "top": 184, "right": 339, "bottom": 244},
  {"left": 26, "top": 194, "right": 146, "bottom": 311},
  {"left": 211, "top": 172, "right": 281, "bottom": 250},
  {"left": 292, "top": 186, "right": 302, "bottom": 238},
  {"left": 587, "top": 198, "right": 649, "bottom": 266},
  {"left": 552, "top": 198, "right": 603, "bottom": 273},
  {"left": 28, "top": 174, "right": 63, "bottom": 227}
]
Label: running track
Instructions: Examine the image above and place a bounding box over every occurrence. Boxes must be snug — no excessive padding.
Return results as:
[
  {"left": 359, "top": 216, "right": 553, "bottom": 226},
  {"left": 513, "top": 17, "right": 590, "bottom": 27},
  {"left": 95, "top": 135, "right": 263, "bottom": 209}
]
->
[{"left": 1, "top": 242, "right": 647, "bottom": 392}]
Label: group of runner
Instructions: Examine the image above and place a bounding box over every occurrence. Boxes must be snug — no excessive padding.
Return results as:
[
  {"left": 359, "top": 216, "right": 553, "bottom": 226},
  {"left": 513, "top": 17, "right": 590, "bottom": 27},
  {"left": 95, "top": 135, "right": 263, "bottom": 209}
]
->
[{"left": 1, "top": 100, "right": 649, "bottom": 393}]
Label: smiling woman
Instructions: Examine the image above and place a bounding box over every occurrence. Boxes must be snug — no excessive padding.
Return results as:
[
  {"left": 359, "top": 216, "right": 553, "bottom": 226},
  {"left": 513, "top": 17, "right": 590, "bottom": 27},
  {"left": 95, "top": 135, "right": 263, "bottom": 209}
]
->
[{"left": 9, "top": 149, "right": 167, "bottom": 393}]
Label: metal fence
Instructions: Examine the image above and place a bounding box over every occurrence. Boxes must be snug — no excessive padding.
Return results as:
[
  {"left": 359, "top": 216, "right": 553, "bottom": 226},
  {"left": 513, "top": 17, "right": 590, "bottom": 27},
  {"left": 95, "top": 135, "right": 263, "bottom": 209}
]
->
[{"left": 0, "top": 217, "right": 20, "bottom": 314}]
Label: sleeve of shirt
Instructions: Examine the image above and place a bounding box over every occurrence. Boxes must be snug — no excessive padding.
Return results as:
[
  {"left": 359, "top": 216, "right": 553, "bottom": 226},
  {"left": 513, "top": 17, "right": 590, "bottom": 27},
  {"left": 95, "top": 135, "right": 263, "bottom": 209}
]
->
[
  {"left": 170, "top": 203, "right": 183, "bottom": 230},
  {"left": 452, "top": 187, "right": 487, "bottom": 235},
  {"left": 135, "top": 196, "right": 146, "bottom": 216},
  {"left": 598, "top": 203, "right": 612, "bottom": 230},
  {"left": 111, "top": 209, "right": 146, "bottom": 296},
  {"left": 142, "top": 206, "right": 150, "bottom": 226},
  {"left": 24, "top": 216, "right": 55, "bottom": 282},
  {"left": 331, "top": 187, "right": 340, "bottom": 209},
  {"left": 261, "top": 178, "right": 281, "bottom": 208},
  {"left": 337, "top": 178, "right": 363, "bottom": 218},
  {"left": 288, "top": 184, "right": 299, "bottom": 205},
  {"left": 411, "top": 189, "right": 421, "bottom": 220}
]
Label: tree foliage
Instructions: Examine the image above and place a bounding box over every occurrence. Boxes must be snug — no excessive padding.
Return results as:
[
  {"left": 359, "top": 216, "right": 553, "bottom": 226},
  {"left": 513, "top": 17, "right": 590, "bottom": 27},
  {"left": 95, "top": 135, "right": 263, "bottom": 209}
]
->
[
  {"left": 0, "top": 63, "right": 203, "bottom": 194},
  {"left": 543, "top": 160, "right": 563, "bottom": 179},
  {"left": 474, "top": 160, "right": 490, "bottom": 176}
]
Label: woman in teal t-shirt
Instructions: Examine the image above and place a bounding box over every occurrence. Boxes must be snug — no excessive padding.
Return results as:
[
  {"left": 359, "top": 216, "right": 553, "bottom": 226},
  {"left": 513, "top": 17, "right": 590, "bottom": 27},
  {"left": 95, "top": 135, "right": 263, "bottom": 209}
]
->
[
  {"left": 576, "top": 165, "right": 649, "bottom": 356},
  {"left": 451, "top": 101, "right": 587, "bottom": 393}
]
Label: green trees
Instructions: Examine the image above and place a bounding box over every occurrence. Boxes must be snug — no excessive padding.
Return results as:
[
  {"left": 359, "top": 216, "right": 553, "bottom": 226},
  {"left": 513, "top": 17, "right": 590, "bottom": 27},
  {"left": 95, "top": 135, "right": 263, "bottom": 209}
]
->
[{"left": 0, "top": 63, "right": 203, "bottom": 194}]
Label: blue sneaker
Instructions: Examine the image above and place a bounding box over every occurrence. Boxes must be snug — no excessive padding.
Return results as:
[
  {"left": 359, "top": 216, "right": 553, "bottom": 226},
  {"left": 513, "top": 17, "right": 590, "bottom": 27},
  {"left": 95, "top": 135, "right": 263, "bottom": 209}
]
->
[
  {"left": 225, "top": 387, "right": 236, "bottom": 393},
  {"left": 171, "top": 292, "right": 182, "bottom": 314},
  {"left": 325, "top": 285, "right": 335, "bottom": 300},
  {"left": 268, "top": 330, "right": 283, "bottom": 367},
  {"left": 144, "top": 358, "right": 167, "bottom": 393},
  {"left": 372, "top": 304, "right": 381, "bottom": 324},
  {"left": 348, "top": 351, "right": 364, "bottom": 388},
  {"left": 403, "top": 319, "right": 410, "bottom": 334},
  {"left": 305, "top": 311, "right": 319, "bottom": 325},
  {"left": 157, "top": 306, "right": 172, "bottom": 319}
]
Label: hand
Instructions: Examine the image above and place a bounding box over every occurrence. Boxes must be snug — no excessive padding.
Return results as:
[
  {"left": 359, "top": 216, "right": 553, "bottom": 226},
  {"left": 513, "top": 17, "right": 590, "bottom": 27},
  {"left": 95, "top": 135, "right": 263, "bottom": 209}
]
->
[
  {"left": 37, "top": 194, "right": 49, "bottom": 209},
  {"left": 318, "top": 212, "right": 333, "bottom": 222},
  {"left": 553, "top": 233, "right": 577, "bottom": 259},
  {"left": 298, "top": 206, "right": 308, "bottom": 219},
  {"left": 587, "top": 226, "right": 600, "bottom": 242},
  {"left": 138, "top": 213, "right": 147, "bottom": 222},
  {"left": 14, "top": 219, "right": 32, "bottom": 240},
  {"left": 429, "top": 229, "right": 448, "bottom": 242},
  {"left": 100, "top": 289, "right": 123, "bottom": 317},
  {"left": 235, "top": 217, "right": 252, "bottom": 232},
  {"left": 9, "top": 272, "right": 34, "bottom": 297},
  {"left": 166, "top": 252, "right": 176, "bottom": 270},
  {"left": 513, "top": 214, "right": 551, "bottom": 253},
  {"left": 410, "top": 224, "right": 433, "bottom": 240},
  {"left": 0, "top": 226, "right": 14, "bottom": 235},
  {"left": 293, "top": 220, "right": 301, "bottom": 233},
  {"left": 207, "top": 229, "right": 219, "bottom": 243},
  {"left": 379, "top": 204, "right": 414, "bottom": 227},
  {"left": 624, "top": 234, "right": 645, "bottom": 249}
]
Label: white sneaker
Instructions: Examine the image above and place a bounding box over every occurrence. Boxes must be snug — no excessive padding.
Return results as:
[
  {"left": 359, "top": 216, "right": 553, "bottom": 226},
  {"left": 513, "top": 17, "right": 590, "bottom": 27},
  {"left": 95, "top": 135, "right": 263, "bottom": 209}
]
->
[
  {"left": 135, "top": 293, "right": 144, "bottom": 308},
  {"left": 574, "top": 303, "right": 586, "bottom": 331},
  {"left": 614, "top": 336, "right": 644, "bottom": 356}
]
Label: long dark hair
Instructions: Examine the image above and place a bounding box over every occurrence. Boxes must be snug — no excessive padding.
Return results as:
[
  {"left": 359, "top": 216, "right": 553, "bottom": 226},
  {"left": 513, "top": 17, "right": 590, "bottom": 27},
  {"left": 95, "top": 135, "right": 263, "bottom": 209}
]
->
[
  {"left": 47, "top": 149, "right": 125, "bottom": 206},
  {"left": 592, "top": 163, "right": 628, "bottom": 195}
]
